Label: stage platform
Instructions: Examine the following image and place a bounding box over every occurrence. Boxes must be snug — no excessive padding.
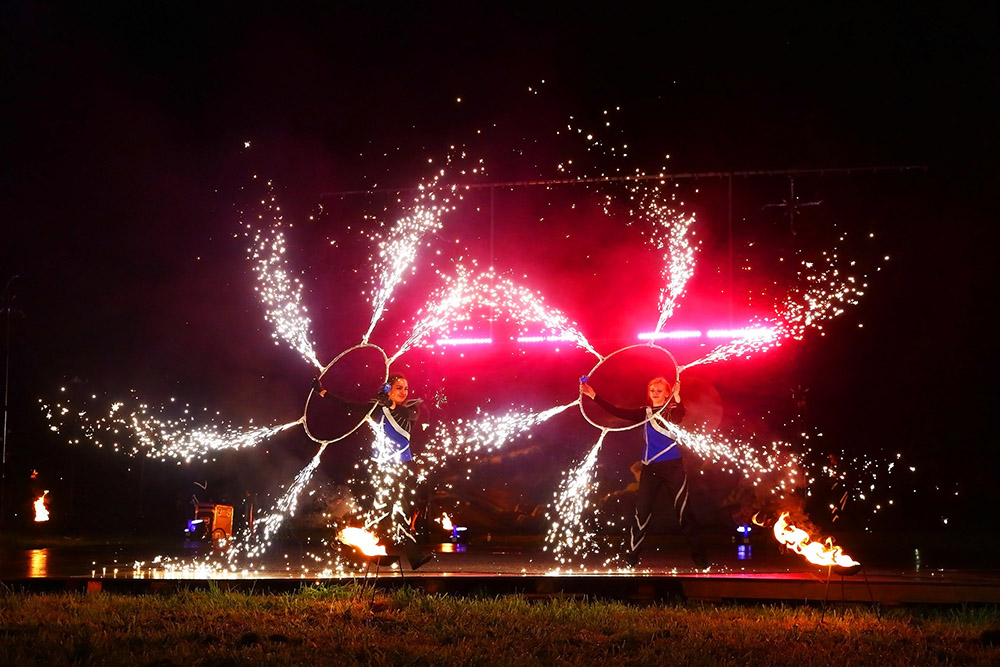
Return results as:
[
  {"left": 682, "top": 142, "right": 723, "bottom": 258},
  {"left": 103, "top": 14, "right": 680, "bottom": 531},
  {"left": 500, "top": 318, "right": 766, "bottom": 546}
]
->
[{"left": 3, "top": 533, "right": 998, "bottom": 606}]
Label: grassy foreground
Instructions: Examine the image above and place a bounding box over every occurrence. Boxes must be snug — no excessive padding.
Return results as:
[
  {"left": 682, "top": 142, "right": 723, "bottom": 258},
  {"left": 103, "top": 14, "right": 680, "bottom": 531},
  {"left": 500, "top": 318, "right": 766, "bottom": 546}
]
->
[{"left": 1, "top": 585, "right": 998, "bottom": 665}]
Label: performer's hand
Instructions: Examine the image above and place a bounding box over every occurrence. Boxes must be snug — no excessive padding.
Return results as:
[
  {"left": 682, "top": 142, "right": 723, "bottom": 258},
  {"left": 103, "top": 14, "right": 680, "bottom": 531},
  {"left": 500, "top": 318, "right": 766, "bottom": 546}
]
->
[
  {"left": 311, "top": 377, "right": 326, "bottom": 397},
  {"left": 671, "top": 379, "right": 681, "bottom": 403},
  {"left": 580, "top": 382, "right": 596, "bottom": 399}
]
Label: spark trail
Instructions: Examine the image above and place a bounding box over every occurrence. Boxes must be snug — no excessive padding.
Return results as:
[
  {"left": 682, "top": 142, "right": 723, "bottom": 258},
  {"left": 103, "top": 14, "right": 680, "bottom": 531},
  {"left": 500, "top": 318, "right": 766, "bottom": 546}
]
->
[
  {"left": 544, "top": 430, "right": 608, "bottom": 567},
  {"left": 682, "top": 243, "right": 882, "bottom": 370},
  {"left": 40, "top": 391, "right": 299, "bottom": 463},
  {"left": 347, "top": 402, "right": 579, "bottom": 541},
  {"left": 238, "top": 443, "right": 329, "bottom": 561},
  {"left": 422, "top": 401, "right": 579, "bottom": 471},
  {"left": 397, "top": 265, "right": 600, "bottom": 361},
  {"left": 244, "top": 178, "right": 321, "bottom": 369},
  {"left": 659, "top": 419, "right": 803, "bottom": 490},
  {"left": 361, "top": 149, "right": 479, "bottom": 345},
  {"left": 627, "top": 187, "right": 698, "bottom": 336},
  {"left": 363, "top": 204, "right": 447, "bottom": 344}
]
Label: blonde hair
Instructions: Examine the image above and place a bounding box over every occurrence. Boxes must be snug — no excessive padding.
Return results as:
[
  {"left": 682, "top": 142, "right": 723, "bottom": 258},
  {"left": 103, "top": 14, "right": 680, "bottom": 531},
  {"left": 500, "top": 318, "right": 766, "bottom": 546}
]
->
[{"left": 647, "top": 376, "right": 671, "bottom": 391}]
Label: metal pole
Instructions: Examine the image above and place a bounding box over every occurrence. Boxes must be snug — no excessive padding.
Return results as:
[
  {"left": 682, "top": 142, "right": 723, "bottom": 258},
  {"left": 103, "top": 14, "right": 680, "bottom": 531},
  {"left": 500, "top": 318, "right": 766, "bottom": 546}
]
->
[
  {"left": 319, "top": 164, "right": 928, "bottom": 198},
  {"left": 490, "top": 185, "right": 496, "bottom": 340},
  {"left": 1, "top": 275, "right": 18, "bottom": 524},
  {"left": 789, "top": 176, "right": 796, "bottom": 235},
  {"left": 727, "top": 174, "right": 734, "bottom": 327}
]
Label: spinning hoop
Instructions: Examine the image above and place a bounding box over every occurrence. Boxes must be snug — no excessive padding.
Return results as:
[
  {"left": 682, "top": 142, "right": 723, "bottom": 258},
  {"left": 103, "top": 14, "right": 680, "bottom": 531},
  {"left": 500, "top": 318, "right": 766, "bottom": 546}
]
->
[
  {"left": 579, "top": 343, "right": 680, "bottom": 432},
  {"left": 302, "top": 343, "right": 390, "bottom": 444}
]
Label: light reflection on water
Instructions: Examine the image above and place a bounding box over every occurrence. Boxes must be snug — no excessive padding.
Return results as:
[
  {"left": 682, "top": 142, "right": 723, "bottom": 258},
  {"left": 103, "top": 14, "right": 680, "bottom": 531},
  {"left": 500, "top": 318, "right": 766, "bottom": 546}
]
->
[{"left": 28, "top": 548, "right": 49, "bottom": 578}]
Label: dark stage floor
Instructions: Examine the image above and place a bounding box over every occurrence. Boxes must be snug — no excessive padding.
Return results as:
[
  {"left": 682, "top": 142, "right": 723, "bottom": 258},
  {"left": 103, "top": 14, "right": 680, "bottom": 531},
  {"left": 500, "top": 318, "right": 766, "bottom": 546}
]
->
[{"left": 2, "top": 532, "right": 998, "bottom": 605}]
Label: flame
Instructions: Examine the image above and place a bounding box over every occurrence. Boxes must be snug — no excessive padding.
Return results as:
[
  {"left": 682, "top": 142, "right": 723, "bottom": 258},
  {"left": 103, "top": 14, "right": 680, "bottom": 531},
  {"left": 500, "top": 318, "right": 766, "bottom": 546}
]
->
[
  {"left": 337, "top": 526, "right": 387, "bottom": 557},
  {"left": 33, "top": 491, "right": 50, "bottom": 522},
  {"left": 439, "top": 513, "right": 454, "bottom": 531},
  {"left": 772, "top": 512, "right": 860, "bottom": 568}
]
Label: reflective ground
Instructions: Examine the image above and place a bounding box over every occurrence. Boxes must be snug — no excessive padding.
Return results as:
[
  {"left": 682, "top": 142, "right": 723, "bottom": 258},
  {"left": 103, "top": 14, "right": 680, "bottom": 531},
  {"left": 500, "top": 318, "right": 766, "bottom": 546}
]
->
[{"left": 2, "top": 531, "right": 997, "bottom": 581}]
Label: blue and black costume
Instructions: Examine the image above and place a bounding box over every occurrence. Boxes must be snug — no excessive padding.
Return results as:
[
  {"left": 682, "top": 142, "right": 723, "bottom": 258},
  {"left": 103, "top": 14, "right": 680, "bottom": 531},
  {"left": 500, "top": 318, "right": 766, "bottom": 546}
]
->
[
  {"left": 313, "top": 380, "right": 432, "bottom": 568},
  {"left": 589, "top": 392, "right": 708, "bottom": 568}
]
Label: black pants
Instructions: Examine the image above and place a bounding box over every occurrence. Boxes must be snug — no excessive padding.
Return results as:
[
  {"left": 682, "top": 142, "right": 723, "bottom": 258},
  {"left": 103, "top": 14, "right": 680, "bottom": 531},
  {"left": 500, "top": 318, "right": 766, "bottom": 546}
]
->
[
  {"left": 627, "top": 459, "right": 706, "bottom": 560},
  {"left": 385, "top": 462, "right": 431, "bottom": 567}
]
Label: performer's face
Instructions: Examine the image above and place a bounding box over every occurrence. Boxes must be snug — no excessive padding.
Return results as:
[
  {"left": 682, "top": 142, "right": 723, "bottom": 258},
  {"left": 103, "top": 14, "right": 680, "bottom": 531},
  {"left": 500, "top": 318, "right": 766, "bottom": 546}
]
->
[
  {"left": 388, "top": 378, "right": 408, "bottom": 407},
  {"left": 647, "top": 381, "right": 668, "bottom": 406}
]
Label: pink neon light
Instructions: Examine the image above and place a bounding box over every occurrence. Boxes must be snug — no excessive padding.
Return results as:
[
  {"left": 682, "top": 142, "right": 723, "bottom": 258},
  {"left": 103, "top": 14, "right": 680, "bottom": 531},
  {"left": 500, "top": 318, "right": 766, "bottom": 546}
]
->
[
  {"left": 706, "top": 328, "right": 775, "bottom": 339},
  {"left": 516, "top": 334, "right": 576, "bottom": 343},
  {"left": 436, "top": 329, "right": 774, "bottom": 347},
  {"left": 637, "top": 330, "right": 702, "bottom": 340},
  {"left": 637, "top": 328, "right": 775, "bottom": 341},
  {"left": 435, "top": 337, "right": 493, "bottom": 346}
]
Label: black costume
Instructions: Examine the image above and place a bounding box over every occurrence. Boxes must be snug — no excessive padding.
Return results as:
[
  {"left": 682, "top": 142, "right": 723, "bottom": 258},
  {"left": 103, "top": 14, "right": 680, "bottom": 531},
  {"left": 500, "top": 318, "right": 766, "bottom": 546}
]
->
[
  {"left": 313, "top": 380, "right": 432, "bottom": 569},
  {"left": 589, "top": 393, "right": 707, "bottom": 568}
]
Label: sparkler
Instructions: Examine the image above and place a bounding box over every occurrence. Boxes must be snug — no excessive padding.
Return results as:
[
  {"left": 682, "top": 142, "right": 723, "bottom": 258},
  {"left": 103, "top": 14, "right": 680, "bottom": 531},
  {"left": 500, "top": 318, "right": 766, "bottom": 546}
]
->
[
  {"left": 397, "top": 264, "right": 599, "bottom": 361},
  {"left": 682, "top": 244, "right": 881, "bottom": 370},
  {"left": 244, "top": 178, "right": 321, "bottom": 370},
  {"left": 544, "top": 430, "right": 606, "bottom": 566},
  {"left": 422, "top": 401, "right": 578, "bottom": 471},
  {"left": 40, "top": 391, "right": 300, "bottom": 463}
]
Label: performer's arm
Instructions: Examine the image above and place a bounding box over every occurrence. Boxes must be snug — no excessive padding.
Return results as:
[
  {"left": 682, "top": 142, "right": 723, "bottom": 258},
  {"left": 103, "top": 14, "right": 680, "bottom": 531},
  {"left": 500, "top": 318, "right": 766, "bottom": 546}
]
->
[
  {"left": 311, "top": 378, "right": 372, "bottom": 412},
  {"left": 663, "top": 400, "right": 686, "bottom": 424},
  {"left": 399, "top": 398, "right": 423, "bottom": 423},
  {"left": 663, "top": 381, "right": 686, "bottom": 423},
  {"left": 580, "top": 383, "right": 646, "bottom": 421}
]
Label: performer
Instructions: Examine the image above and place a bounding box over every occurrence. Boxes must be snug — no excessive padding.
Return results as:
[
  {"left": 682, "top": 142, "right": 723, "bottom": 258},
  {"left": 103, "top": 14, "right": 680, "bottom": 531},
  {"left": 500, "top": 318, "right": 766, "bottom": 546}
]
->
[
  {"left": 580, "top": 376, "right": 708, "bottom": 569},
  {"left": 313, "top": 372, "right": 433, "bottom": 569}
]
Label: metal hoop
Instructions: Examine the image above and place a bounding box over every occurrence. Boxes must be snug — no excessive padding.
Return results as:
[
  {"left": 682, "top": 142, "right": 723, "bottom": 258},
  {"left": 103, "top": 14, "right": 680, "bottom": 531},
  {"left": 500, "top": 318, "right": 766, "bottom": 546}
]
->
[
  {"left": 302, "top": 342, "right": 390, "bottom": 444},
  {"left": 578, "top": 343, "right": 680, "bottom": 432}
]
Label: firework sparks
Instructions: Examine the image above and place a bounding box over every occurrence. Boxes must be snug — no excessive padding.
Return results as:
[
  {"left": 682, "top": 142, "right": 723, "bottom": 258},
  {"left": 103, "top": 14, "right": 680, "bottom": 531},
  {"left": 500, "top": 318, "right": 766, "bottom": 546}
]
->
[
  {"left": 660, "top": 419, "right": 803, "bottom": 491},
  {"left": 239, "top": 444, "right": 329, "bottom": 560},
  {"left": 40, "top": 391, "right": 300, "bottom": 463},
  {"left": 682, "top": 244, "right": 881, "bottom": 370},
  {"left": 422, "top": 401, "right": 578, "bottom": 470},
  {"left": 47, "top": 99, "right": 896, "bottom": 578},
  {"left": 628, "top": 189, "right": 699, "bottom": 335},
  {"left": 244, "top": 178, "right": 321, "bottom": 369},
  {"left": 544, "top": 430, "right": 607, "bottom": 566},
  {"left": 396, "top": 265, "right": 599, "bottom": 361},
  {"left": 363, "top": 204, "right": 448, "bottom": 345}
]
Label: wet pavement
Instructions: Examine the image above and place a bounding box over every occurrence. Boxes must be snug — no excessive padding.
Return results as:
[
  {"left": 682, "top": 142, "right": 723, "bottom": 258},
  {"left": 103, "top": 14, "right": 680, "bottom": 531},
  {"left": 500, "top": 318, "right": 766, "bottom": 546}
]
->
[{"left": 3, "top": 532, "right": 999, "bottom": 605}]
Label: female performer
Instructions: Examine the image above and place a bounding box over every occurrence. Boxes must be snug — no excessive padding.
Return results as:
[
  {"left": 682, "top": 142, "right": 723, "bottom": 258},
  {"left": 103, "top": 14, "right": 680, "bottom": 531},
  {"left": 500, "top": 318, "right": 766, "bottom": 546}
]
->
[
  {"left": 580, "top": 376, "right": 708, "bottom": 569},
  {"left": 313, "top": 373, "right": 433, "bottom": 569}
]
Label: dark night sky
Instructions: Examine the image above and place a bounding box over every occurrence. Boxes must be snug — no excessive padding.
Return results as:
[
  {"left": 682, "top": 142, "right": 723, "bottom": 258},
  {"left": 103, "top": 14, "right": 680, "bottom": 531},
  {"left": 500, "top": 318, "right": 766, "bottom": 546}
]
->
[{"left": 1, "top": 3, "right": 996, "bottom": 532}]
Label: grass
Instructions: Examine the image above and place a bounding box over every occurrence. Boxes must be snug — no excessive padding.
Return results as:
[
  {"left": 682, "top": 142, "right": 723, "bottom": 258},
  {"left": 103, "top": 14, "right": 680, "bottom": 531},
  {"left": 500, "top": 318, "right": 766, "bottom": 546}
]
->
[{"left": 1, "top": 585, "right": 998, "bottom": 665}]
